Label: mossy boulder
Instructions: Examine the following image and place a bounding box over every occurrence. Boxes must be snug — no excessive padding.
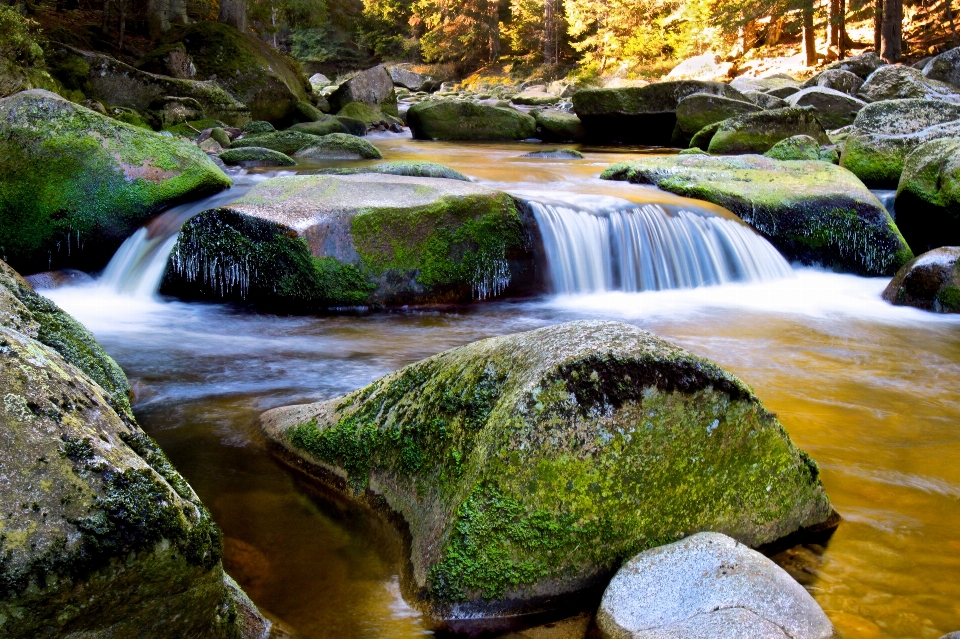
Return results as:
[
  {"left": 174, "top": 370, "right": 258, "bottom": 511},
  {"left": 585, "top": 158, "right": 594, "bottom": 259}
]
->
[
  {"left": 800, "top": 68, "right": 864, "bottom": 95},
  {"left": 531, "top": 109, "right": 586, "bottom": 142},
  {"left": 894, "top": 138, "right": 960, "bottom": 253},
  {"left": 260, "top": 320, "right": 834, "bottom": 623},
  {"left": 689, "top": 120, "right": 724, "bottom": 150},
  {"left": 882, "top": 246, "right": 960, "bottom": 312},
  {"left": 784, "top": 87, "right": 866, "bottom": 130},
  {"left": 293, "top": 133, "right": 383, "bottom": 160},
  {"left": 161, "top": 22, "right": 311, "bottom": 124},
  {"left": 0, "top": 6, "right": 59, "bottom": 98},
  {"left": 822, "top": 51, "right": 885, "bottom": 79},
  {"left": 675, "top": 93, "right": 760, "bottom": 140},
  {"left": 161, "top": 174, "right": 534, "bottom": 310},
  {"left": 241, "top": 120, "right": 275, "bottom": 135},
  {"left": 328, "top": 65, "right": 397, "bottom": 115},
  {"left": 305, "top": 161, "right": 470, "bottom": 181},
  {"left": 289, "top": 118, "right": 352, "bottom": 136},
  {"left": 743, "top": 90, "right": 789, "bottom": 109},
  {"left": 51, "top": 45, "right": 250, "bottom": 126},
  {"left": 857, "top": 65, "right": 960, "bottom": 103},
  {"left": 0, "top": 90, "right": 232, "bottom": 274},
  {"left": 729, "top": 75, "right": 800, "bottom": 95},
  {"left": 764, "top": 135, "right": 822, "bottom": 161},
  {"left": 707, "top": 107, "right": 829, "bottom": 155},
  {"left": 294, "top": 100, "right": 326, "bottom": 122},
  {"left": 407, "top": 100, "right": 536, "bottom": 141},
  {"left": 164, "top": 118, "right": 228, "bottom": 139},
  {"left": 230, "top": 129, "right": 322, "bottom": 155},
  {"left": 922, "top": 47, "right": 960, "bottom": 86},
  {"left": 336, "top": 100, "right": 402, "bottom": 129},
  {"left": 0, "top": 259, "right": 266, "bottom": 639},
  {"left": 840, "top": 99, "right": 960, "bottom": 187},
  {"left": 572, "top": 81, "right": 748, "bottom": 144},
  {"left": 219, "top": 146, "right": 296, "bottom": 167},
  {"left": 602, "top": 155, "right": 912, "bottom": 275}
]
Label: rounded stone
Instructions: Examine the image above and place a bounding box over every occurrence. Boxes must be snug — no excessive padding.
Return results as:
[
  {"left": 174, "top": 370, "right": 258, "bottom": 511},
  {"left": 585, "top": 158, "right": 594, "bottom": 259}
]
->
[
  {"left": 292, "top": 132, "right": 383, "bottom": 160},
  {"left": 219, "top": 146, "right": 296, "bottom": 167},
  {"left": 882, "top": 246, "right": 960, "bottom": 313}
]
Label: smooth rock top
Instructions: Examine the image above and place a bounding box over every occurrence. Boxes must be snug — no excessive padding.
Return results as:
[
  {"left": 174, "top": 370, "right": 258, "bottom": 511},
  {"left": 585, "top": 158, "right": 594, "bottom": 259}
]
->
[
  {"left": 822, "top": 51, "right": 885, "bottom": 79},
  {"left": 923, "top": 47, "right": 960, "bottom": 86},
  {"left": 882, "top": 246, "right": 960, "bottom": 313},
  {"left": 802, "top": 68, "right": 864, "bottom": 95},
  {"left": 573, "top": 80, "right": 747, "bottom": 116},
  {"left": 858, "top": 65, "right": 960, "bottom": 103},
  {"left": 596, "top": 532, "right": 834, "bottom": 639}
]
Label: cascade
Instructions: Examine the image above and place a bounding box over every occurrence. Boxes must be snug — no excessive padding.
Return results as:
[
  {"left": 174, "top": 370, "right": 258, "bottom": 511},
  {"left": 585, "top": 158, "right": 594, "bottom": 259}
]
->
[
  {"left": 872, "top": 189, "right": 897, "bottom": 220},
  {"left": 522, "top": 195, "right": 793, "bottom": 294}
]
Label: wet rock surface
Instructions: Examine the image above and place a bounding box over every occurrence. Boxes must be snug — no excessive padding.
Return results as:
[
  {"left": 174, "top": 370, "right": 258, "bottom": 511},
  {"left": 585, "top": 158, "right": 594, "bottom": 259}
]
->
[
  {"left": 882, "top": 246, "right": 960, "bottom": 313},
  {"left": 894, "top": 138, "right": 960, "bottom": 253}
]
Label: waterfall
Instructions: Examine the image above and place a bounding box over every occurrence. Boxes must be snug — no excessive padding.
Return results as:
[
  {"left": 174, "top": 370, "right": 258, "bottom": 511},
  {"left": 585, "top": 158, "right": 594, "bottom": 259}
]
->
[
  {"left": 98, "top": 172, "right": 278, "bottom": 298},
  {"left": 523, "top": 196, "right": 793, "bottom": 294},
  {"left": 872, "top": 190, "right": 897, "bottom": 220}
]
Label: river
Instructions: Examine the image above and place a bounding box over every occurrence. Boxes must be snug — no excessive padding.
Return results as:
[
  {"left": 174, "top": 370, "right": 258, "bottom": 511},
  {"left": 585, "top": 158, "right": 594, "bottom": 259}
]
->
[{"left": 42, "top": 136, "right": 960, "bottom": 639}]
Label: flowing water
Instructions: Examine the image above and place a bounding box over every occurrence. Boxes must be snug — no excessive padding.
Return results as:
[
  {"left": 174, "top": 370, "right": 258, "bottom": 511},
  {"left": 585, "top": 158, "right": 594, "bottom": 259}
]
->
[{"left": 40, "top": 138, "right": 960, "bottom": 639}]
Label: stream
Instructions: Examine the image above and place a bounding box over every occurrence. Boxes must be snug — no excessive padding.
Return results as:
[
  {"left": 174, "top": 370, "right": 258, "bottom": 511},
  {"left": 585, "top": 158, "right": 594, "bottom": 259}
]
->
[{"left": 41, "top": 137, "right": 960, "bottom": 639}]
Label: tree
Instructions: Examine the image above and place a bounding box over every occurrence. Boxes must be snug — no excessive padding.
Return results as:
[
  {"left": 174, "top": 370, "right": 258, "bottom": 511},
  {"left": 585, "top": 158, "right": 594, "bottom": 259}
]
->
[
  {"left": 220, "top": 0, "right": 248, "bottom": 32},
  {"left": 544, "top": 0, "right": 557, "bottom": 63},
  {"left": 880, "top": 0, "right": 902, "bottom": 61},
  {"left": 801, "top": 0, "right": 816, "bottom": 66}
]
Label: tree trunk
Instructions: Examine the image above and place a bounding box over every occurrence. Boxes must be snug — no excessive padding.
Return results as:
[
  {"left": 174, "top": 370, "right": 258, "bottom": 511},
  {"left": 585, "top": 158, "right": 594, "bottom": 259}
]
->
[
  {"left": 874, "top": 0, "right": 883, "bottom": 53},
  {"left": 803, "top": 0, "right": 817, "bottom": 66},
  {"left": 742, "top": 19, "right": 757, "bottom": 54},
  {"left": 488, "top": 0, "right": 499, "bottom": 63},
  {"left": 947, "top": 0, "right": 959, "bottom": 46},
  {"left": 765, "top": 17, "right": 784, "bottom": 46},
  {"left": 219, "top": 0, "right": 247, "bottom": 32},
  {"left": 828, "top": 0, "right": 840, "bottom": 49},
  {"left": 880, "top": 0, "right": 902, "bottom": 62},
  {"left": 146, "top": 0, "right": 169, "bottom": 39},
  {"left": 839, "top": 0, "right": 847, "bottom": 58},
  {"left": 544, "top": 0, "right": 556, "bottom": 64}
]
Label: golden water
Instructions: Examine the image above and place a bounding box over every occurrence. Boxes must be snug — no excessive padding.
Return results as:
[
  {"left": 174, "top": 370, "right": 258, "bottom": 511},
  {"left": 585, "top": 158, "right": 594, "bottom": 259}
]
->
[{"left": 45, "top": 138, "right": 960, "bottom": 638}]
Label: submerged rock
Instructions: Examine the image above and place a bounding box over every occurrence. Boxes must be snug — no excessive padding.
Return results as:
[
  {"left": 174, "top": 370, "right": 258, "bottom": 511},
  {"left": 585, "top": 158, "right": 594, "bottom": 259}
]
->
[
  {"left": 597, "top": 532, "right": 834, "bottom": 639},
  {"left": 882, "top": 247, "right": 960, "bottom": 313},
  {"left": 857, "top": 65, "right": 960, "bottom": 103},
  {"left": 304, "top": 161, "right": 470, "bottom": 181},
  {"left": 894, "top": 138, "right": 960, "bottom": 253},
  {"left": 707, "top": 107, "right": 829, "bottom": 155},
  {"left": 219, "top": 146, "right": 296, "bottom": 167},
  {"left": 408, "top": 100, "right": 536, "bottom": 141},
  {"left": 572, "top": 81, "right": 748, "bottom": 144},
  {"left": 0, "top": 259, "right": 267, "bottom": 639},
  {"left": 162, "top": 174, "right": 533, "bottom": 309},
  {"left": 520, "top": 149, "right": 585, "bottom": 159},
  {"left": 293, "top": 133, "right": 383, "bottom": 160},
  {"left": 840, "top": 99, "right": 960, "bottom": 187},
  {"left": 260, "top": 320, "right": 834, "bottom": 624},
  {"left": 532, "top": 108, "right": 586, "bottom": 142},
  {"left": 602, "top": 155, "right": 912, "bottom": 275},
  {"left": 0, "top": 90, "right": 232, "bottom": 274},
  {"left": 675, "top": 93, "right": 760, "bottom": 140}
]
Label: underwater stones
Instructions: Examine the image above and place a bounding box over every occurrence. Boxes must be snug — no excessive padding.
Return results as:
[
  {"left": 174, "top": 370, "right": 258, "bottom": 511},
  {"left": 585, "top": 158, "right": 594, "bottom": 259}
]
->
[
  {"left": 596, "top": 532, "right": 835, "bottom": 639},
  {"left": 407, "top": 100, "right": 537, "bottom": 141},
  {"left": 882, "top": 246, "right": 960, "bottom": 313},
  {"left": 784, "top": 87, "right": 866, "bottom": 130},
  {"left": 0, "top": 90, "right": 232, "bottom": 274},
  {"left": 0, "top": 260, "right": 266, "bottom": 639},
  {"left": 305, "top": 161, "right": 470, "bottom": 181},
  {"left": 219, "top": 146, "right": 296, "bottom": 167},
  {"left": 162, "top": 174, "right": 531, "bottom": 309},
  {"left": 894, "top": 138, "right": 960, "bottom": 253},
  {"left": 520, "top": 149, "right": 585, "bottom": 159},
  {"left": 293, "top": 133, "right": 383, "bottom": 160},
  {"left": 260, "top": 320, "right": 834, "bottom": 623},
  {"left": 531, "top": 109, "right": 586, "bottom": 142},
  {"left": 230, "top": 129, "right": 322, "bottom": 155},
  {"left": 328, "top": 65, "right": 397, "bottom": 115},
  {"left": 572, "top": 80, "right": 748, "bottom": 144},
  {"left": 707, "top": 107, "right": 829, "bottom": 155},
  {"left": 602, "top": 155, "right": 912, "bottom": 275},
  {"left": 675, "top": 93, "right": 760, "bottom": 140},
  {"left": 763, "top": 135, "right": 822, "bottom": 161},
  {"left": 857, "top": 65, "right": 960, "bottom": 103},
  {"left": 840, "top": 99, "right": 960, "bottom": 187}
]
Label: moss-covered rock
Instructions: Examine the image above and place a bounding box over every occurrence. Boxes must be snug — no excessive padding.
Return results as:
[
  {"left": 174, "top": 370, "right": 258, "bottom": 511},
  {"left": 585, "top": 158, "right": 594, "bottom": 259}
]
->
[
  {"left": 799, "top": 68, "right": 864, "bottom": 95},
  {"left": 822, "top": 51, "right": 885, "bottom": 79},
  {"left": 572, "top": 80, "right": 749, "bottom": 144},
  {"left": 708, "top": 107, "right": 829, "bottom": 155},
  {"left": 742, "top": 90, "right": 789, "bottom": 109},
  {"left": 219, "top": 146, "right": 296, "bottom": 167},
  {"left": 407, "top": 100, "right": 536, "bottom": 141},
  {"left": 163, "top": 117, "right": 228, "bottom": 138},
  {"left": 675, "top": 93, "right": 760, "bottom": 140},
  {"left": 160, "top": 22, "right": 310, "bottom": 124},
  {"left": 328, "top": 65, "right": 397, "bottom": 115},
  {"left": 520, "top": 149, "right": 585, "bottom": 159},
  {"left": 336, "top": 100, "right": 401, "bottom": 129},
  {"left": 304, "top": 161, "right": 470, "bottom": 181},
  {"left": 839, "top": 99, "right": 960, "bottom": 187},
  {"left": 882, "top": 246, "right": 960, "bottom": 312},
  {"left": 764, "top": 135, "right": 822, "bottom": 161},
  {"left": 729, "top": 75, "right": 800, "bottom": 95},
  {"left": 921, "top": 47, "right": 960, "bottom": 86},
  {"left": 293, "top": 133, "right": 383, "bottom": 160},
  {"left": 230, "top": 129, "right": 322, "bottom": 155},
  {"left": 294, "top": 100, "right": 326, "bottom": 122},
  {"left": 241, "top": 120, "right": 275, "bottom": 135},
  {"left": 107, "top": 105, "right": 155, "bottom": 130},
  {"left": 161, "top": 174, "right": 534, "bottom": 309},
  {"left": 260, "top": 320, "right": 834, "bottom": 623},
  {"left": 784, "top": 87, "right": 866, "bottom": 130},
  {"left": 0, "top": 7, "right": 59, "bottom": 98},
  {"left": 689, "top": 120, "right": 725, "bottom": 150},
  {"left": 857, "top": 65, "right": 960, "bottom": 103},
  {"left": 894, "top": 138, "right": 960, "bottom": 253},
  {"left": 289, "top": 117, "right": 352, "bottom": 136},
  {"left": 531, "top": 108, "right": 586, "bottom": 142},
  {"left": 0, "top": 259, "right": 266, "bottom": 639},
  {"left": 602, "top": 155, "right": 912, "bottom": 275},
  {"left": 0, "top": 90, "right": 232, "bottom": 274},
  {"left": 50, "top": 45, "right": 250, "bottom": 126}
]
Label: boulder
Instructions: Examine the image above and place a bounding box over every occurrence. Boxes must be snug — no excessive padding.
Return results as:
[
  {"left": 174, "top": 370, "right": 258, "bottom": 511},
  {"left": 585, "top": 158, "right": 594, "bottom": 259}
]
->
[
  {"left": 309, "top": 73, "right": 332, "bottom": 92},
  {"left": 822, "top": 51, "right": 886, "bottom": 79},
  {"left": 305, "top": 161, "right": 470, "bottom": 181},
  {"left": 840, "top": 99, "right": 960, "bottom": 187},
  {"left": 675, "top": 93, "right": 760, "bottom": 140},
  {"left": 292, "top": 133, "right": 383, "bottom": 160},
  {"left": 922, "top": 47, "right": 960, "bottom": 86},
  {"left": 407, "top": 100, "right": 537, "bottom": 141},
  {"left": 161, "top": 174, "right": 532, "bottom": 309},
  {"left": 259, "top": 320, "right": 834, "bottom": 623},
  {"left": 0, "top": 90, "right": 231, "bottom": 274},
  {"left": 532, "top": 109, "right": 586, "bottom": 142},
  {"left": 0, "top": 259, "right": 267, "bottom": 639},
  {"left": 894, "top": 138, "right": 960, "bottom": 252},
  {"left": 730, "top": 75, "right": 800, "bottom": 95},
  {"left": 882, "top": 246, "right": 960, "bottom": 313},
  {"left": 107, "top": 105, "right": 154, "bottom": 130},
  {"left": 241, "top": 120, "right": 275, "bottom": 135},
  {"left": 764, "top": 135, "right": 822, "bottom": 161},
  {"left": 156, "top": 95, "right": 205, "bottom": 127},
  {"left": 665, "top": 53, "right": 735, "bottom": 81},
  {"left": 512, "top": 89, "right": 561, "bottom": 106},
  {"left": 707, "top": 107, "right": 829, "bottom": 155},
  {"left": 137, "top": 42, "right": 197, "bottom": 79},
  {"left": 289, "top": 118, "right": 351, "bottom": 136},
  {"left": 294, "top": 100, "right": 326, "bottom": 122},
  {"left": 219, "top": 147, "right": 296, "bottom": 167},
  {"left": 231, "top": 130, "right": 323, "bottom": 155},
  {"left": 329, "top": 65, "right": 397, "bottom": 115},
  {"left": 800, "top": 68, "right": 864, "bottom": 95},
  {"left": 688, "top": 120, "right": 724, "bottom": 150},
  {"left": 857, "top": 65, "right": 960, "bottom": 103},
  {"left": 602, "top": 155, "right": 913, "bottom": 275},
  {"left": 784, "top": 87, "right": 866, "bottom": 129},
  {"left": 520, "top": 149, "right": 585, "bottom": 159},
  {"left": 337, "top": 101, "right": 402, "bottom": 130},
  {"left": 51, "top": 45, "right": 249, "bottom": 126},
  {"left": 743, "top": 90, "right": 789, "bottom": 109},
  {"left": 597, "top": 532, "right": 834, "bottom": 639},
  {"left": 389, "top": 66, "right": 434, "bottom": 92},
  {"left": 572, "top": 81, "right": 749, "bottom": 144},
  {"left": 161, "top": 22, "right": 311, "bottom": 124}
]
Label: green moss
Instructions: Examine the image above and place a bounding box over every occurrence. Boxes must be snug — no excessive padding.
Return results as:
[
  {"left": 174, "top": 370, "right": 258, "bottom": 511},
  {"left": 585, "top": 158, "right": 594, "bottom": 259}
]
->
[
  {"left": 219, "top": 147, "right": 296, "bottom": 167},
  {"left": 231, "top": 130, "right": 321, "bottom": 155},
  {"left": 305, "top": 161, "right": 471, "bottom": 181},
  {"left": 294, "top": 132, "right": 383, "bottom": 160},
  {"left": 937, "top": 285, "right": 960, "bottom": 310},
  {"left": 108, "top": 106, "right": 154, "bottom": 130},
  {"left": 163, "top": 118, "right": 228, "bottom": 138},
  {"left": 407, "top": 100, "right": 537, "bottom": 141},
  {"left": 689, "top": 121, "right": 724, "bottom": 150},
  {"left": 289, "top": 118, "right": 351, "bottom": 136},
  {"left": 241, "top": 120, "right": 275, "bottom": 135}
]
